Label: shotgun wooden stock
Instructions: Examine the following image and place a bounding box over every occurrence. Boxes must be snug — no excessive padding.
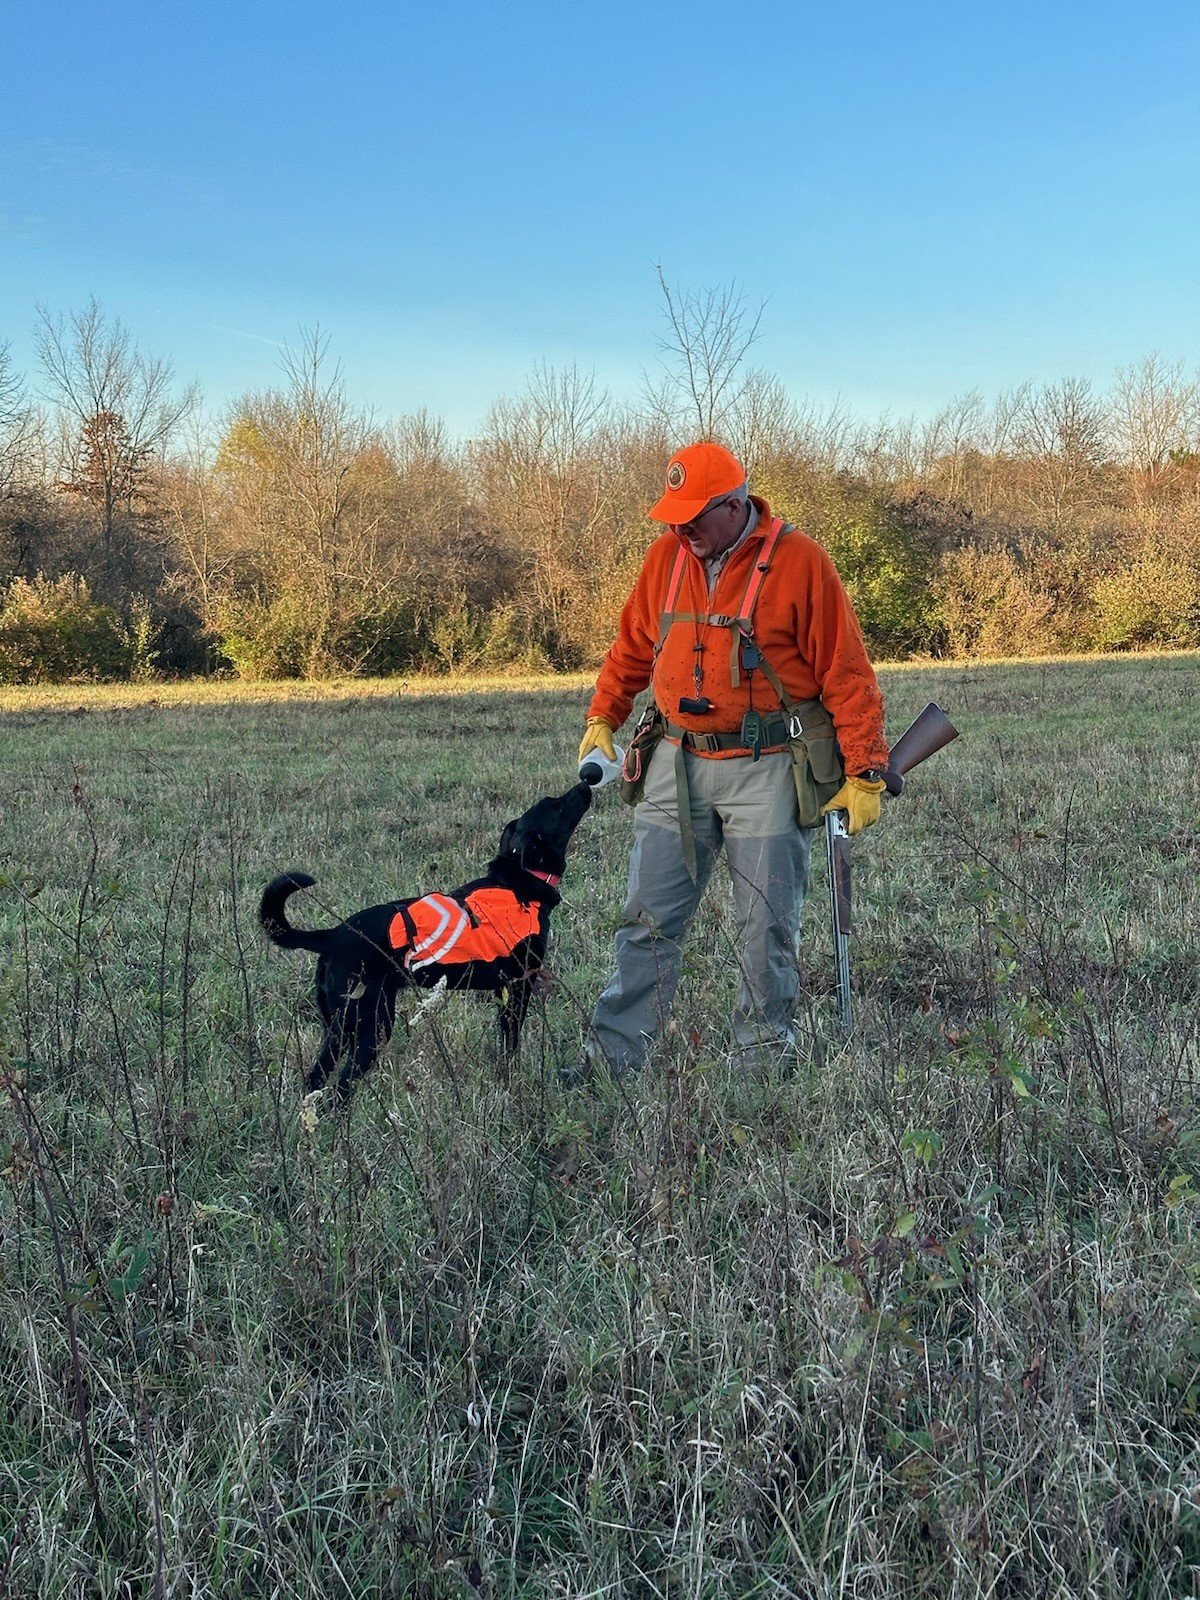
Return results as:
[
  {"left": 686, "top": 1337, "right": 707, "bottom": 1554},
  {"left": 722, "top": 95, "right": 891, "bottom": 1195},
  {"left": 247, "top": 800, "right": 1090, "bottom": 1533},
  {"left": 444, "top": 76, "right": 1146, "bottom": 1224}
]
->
[{"left": 883, "top": 702, "right": 959, "bottom": 795}]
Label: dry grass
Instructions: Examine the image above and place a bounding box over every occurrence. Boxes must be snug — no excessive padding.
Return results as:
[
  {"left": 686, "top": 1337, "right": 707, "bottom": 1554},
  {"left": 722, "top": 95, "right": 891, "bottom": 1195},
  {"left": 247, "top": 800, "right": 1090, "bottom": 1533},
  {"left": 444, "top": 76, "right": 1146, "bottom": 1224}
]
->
[
  {"left": 0, "top": 654, "right": 1197, "bottom": 1597},
  {"left": 0, "top": 670, "right": 596, "bottom": 716}
]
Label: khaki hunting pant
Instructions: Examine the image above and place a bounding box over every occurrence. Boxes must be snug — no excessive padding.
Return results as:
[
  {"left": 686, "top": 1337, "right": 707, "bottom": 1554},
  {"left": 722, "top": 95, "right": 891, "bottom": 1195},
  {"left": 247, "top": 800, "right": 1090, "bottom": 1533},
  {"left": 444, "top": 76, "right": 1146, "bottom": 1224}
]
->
[{"left": 588, "top": 741, "right": 811, "bottom": 1074}]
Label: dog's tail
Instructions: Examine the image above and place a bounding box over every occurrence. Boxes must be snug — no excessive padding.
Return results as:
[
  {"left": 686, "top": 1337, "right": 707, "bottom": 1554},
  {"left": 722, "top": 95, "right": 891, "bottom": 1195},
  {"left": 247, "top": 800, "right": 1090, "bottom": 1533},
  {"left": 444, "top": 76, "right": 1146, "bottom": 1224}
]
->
[{"left": 259, "top": 873, "right": 337, "bottom": 952}]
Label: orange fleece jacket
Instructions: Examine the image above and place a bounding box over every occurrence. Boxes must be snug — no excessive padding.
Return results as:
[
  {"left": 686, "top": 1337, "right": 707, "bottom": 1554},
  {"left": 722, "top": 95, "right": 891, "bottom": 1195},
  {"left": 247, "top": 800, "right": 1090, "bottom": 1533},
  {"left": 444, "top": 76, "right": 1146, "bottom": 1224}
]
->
[{"left": 588, "top": 501, "right": 889, "bottom": 775}]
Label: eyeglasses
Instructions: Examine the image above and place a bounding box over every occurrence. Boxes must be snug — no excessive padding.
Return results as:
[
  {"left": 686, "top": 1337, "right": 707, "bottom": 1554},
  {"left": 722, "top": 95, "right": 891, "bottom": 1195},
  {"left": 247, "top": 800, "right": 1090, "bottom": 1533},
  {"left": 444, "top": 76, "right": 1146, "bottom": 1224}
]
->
[{"left": 672, "top": 493, "right": 740, "bottom": 531}]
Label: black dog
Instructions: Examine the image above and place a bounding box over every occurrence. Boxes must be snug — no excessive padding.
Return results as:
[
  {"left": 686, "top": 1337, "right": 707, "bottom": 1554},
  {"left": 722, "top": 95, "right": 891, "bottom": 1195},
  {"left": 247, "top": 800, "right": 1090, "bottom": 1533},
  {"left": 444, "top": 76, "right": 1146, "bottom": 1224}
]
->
[{"left": 260, "top": 783, "right": 593, "bottom": 1099}]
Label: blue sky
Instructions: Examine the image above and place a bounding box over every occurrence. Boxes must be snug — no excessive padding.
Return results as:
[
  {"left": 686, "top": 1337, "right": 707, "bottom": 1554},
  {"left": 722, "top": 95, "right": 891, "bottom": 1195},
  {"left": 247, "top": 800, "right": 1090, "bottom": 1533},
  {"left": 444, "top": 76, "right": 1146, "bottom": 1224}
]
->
[{"left": 3, "top": 0, "right": 1198, "bottom": 438}]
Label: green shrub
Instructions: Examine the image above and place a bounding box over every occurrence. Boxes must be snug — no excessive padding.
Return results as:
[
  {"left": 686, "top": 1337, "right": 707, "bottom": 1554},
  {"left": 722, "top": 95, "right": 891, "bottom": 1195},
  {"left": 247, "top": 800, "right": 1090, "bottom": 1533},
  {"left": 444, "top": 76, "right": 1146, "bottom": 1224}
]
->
[
  {"left": 0, "top": 574, "right": 133, "bottom": 683},
  {"left": 1090, "top": 554, "right": 1200, "bottom": 649},
  {"left": 807, "top": 488, "right": 946, "bottom": 657},
  {"left": 215, "top": 592, "right": 317, "bottom": 679},
  {"left": 933, "top": 543, "right": 1079, "bottom": 658},
  {"left": 116, "top": 595, "right": 162, "bottom": 682},
  {"left": 331, "top": 594, "right": 423, "bottom": 676},
  {"left": 214, "top": 588, "right": 528, "bottom": 679},
  {"left": 423, "top": 594, "right": 551, "bottom": 673}
]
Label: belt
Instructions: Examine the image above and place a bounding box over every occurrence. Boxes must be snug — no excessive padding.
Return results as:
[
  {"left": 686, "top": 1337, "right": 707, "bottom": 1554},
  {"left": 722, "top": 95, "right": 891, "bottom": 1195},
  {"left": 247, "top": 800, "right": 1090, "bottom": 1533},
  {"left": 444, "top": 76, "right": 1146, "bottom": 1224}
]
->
[
  {"left": 662, "top": 716, "right": 791, "bottom": 754},
  {"left": 661, "top": 714, "right": 792, "bottom": 881}
]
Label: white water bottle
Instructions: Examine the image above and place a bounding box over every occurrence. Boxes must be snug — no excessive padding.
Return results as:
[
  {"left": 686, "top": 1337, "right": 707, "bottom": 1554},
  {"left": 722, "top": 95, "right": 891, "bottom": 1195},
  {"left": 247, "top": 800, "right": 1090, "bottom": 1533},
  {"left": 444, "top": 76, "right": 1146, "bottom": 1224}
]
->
[{"left": 578, "top": 743, "right": 625, "bottom": 789}]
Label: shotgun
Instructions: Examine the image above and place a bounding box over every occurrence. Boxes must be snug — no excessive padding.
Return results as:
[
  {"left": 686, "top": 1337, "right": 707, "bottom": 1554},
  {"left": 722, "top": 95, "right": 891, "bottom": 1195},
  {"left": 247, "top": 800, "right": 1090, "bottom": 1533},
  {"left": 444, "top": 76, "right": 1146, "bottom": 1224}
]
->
[{"left": 826, "top": 701, "right": 959, "bottom": 1032}]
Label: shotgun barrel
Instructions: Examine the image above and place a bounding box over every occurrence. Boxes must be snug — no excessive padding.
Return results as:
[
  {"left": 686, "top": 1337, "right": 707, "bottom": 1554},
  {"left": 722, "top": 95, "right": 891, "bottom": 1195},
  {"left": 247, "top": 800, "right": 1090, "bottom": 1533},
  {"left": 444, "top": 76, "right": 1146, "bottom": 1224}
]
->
[{"left": 825, "top": 809, "right": 853, "bottom": 1032}]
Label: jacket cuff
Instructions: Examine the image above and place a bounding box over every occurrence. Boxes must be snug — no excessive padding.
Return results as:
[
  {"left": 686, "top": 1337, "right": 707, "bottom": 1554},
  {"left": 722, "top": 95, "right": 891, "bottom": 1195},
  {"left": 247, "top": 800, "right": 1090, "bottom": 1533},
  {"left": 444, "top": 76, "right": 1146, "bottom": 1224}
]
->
[{"left": 587, "top": 698, "right": 626, "bottom": 730}]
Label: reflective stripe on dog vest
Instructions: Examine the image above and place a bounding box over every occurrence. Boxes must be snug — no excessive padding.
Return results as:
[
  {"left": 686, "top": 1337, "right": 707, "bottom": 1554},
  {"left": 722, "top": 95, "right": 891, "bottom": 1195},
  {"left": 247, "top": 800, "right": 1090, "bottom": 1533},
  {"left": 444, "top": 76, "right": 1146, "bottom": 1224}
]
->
[{"left": 389, "top": 887, "right": 544, "bottom": 971}]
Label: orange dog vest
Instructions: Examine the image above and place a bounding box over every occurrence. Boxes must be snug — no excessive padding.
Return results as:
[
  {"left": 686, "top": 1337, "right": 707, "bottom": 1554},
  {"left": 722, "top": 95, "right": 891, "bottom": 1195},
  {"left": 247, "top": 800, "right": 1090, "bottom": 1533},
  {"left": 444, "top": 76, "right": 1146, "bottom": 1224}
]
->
[{"left": 388, "top": 887, "right": 544, "bottom": 972}]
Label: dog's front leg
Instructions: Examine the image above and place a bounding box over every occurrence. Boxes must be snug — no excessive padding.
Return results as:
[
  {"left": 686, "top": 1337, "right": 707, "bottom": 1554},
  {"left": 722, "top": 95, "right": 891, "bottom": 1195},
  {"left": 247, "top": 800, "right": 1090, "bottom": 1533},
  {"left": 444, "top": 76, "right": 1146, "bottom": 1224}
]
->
[{"left": 498, "top": 978, "right": 532, "bottom": 1059}]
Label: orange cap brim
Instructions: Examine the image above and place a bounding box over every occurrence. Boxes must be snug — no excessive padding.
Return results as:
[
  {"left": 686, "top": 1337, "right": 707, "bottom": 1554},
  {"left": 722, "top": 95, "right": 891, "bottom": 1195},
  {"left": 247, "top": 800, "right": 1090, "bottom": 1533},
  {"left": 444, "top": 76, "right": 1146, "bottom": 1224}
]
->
[{"left": 647, "top": 490, "right": 713, "bottom": 524}]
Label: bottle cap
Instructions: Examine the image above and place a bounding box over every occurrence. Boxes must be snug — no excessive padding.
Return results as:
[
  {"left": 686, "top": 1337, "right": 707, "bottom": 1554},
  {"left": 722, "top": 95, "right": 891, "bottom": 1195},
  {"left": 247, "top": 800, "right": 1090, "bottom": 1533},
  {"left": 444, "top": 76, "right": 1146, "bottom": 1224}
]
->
[{"left": 578, "top": 744, "right": 625, "bottom": 789}]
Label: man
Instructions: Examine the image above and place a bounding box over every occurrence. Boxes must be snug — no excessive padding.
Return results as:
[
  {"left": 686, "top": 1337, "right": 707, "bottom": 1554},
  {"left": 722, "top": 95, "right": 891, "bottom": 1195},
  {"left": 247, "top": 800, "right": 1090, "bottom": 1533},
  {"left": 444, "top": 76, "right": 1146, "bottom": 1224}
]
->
[{"left": 576, "top": 440, "right": 888, "bottom": 1077}]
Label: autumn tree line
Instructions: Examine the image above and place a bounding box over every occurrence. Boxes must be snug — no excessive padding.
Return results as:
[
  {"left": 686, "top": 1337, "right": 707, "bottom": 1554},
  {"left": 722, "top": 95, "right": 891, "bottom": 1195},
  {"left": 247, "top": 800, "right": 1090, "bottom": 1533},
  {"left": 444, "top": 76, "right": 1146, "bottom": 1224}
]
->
[{"left": 1, "top": 291, "right": 1199, "bottom": 683}]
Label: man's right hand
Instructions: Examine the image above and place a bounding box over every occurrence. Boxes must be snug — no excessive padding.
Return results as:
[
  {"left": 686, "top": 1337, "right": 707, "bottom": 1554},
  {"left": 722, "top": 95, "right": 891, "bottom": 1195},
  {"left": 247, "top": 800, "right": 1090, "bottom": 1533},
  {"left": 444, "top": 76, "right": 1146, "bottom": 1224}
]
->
[
  {"left": 821, "top": 775, "right": 886, "bottom": 835},
  {"left": 578, "top": 717, "right": 617, "bottom": 764}
]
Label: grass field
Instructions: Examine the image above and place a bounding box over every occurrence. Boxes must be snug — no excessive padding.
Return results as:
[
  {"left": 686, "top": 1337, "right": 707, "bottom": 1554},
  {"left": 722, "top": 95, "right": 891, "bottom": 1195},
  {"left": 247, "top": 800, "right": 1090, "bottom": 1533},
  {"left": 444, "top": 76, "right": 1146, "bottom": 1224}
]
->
[{"left": 0, "top": 654, "right": 1198, "bottom": 1599}]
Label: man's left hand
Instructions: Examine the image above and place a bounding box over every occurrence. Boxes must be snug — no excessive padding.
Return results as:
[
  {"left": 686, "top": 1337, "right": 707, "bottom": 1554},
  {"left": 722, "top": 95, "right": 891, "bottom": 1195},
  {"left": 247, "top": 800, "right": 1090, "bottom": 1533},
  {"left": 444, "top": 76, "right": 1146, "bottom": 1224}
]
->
[{"left": 821, "top": 775, "right": 886, "bottom": 835}]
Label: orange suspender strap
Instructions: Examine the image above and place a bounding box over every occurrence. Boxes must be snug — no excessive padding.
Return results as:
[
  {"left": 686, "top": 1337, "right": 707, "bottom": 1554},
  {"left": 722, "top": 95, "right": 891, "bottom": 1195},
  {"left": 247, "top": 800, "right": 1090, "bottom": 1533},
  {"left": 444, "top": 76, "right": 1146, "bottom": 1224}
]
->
[
  {"left": 736, "top": 518, "right": 788, "bottom": 625},
  {"left": 656, "top": 541, "right": 699, "bottom": 883},
  {"left": 656, "top": 519, "right": 791, "bottom": 676},
  {"left": 725, "top": 518, "right": 790, "bottom": 688},
  {"left": 735, "top": 521, "right": 812, "bottom": 729},
  {"left": 654, "top": 542, "right": 690, "bottom": 657}
]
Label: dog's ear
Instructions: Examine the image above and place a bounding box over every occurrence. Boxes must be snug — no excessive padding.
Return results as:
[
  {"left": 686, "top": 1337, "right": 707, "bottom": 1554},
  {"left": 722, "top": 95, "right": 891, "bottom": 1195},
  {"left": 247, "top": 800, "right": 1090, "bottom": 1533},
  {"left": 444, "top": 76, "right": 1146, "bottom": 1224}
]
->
[{"left": 498, "top": 821, "right": 520, "bottom": 858}]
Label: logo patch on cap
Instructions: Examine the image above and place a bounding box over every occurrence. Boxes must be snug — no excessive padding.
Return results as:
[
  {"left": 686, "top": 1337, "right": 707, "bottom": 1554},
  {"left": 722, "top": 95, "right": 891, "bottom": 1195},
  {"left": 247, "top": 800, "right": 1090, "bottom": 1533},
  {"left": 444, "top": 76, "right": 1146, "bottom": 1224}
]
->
[{"left": 666, "top": 461, "right": 686, "bottom": 490}]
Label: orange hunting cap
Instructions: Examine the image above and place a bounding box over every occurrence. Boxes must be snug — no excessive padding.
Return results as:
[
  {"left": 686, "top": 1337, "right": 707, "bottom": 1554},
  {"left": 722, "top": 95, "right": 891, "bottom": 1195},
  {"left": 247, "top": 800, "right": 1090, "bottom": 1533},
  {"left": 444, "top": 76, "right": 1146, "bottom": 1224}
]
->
[{"left": 648, "top": 441, "right": 746, "bottom": 523}]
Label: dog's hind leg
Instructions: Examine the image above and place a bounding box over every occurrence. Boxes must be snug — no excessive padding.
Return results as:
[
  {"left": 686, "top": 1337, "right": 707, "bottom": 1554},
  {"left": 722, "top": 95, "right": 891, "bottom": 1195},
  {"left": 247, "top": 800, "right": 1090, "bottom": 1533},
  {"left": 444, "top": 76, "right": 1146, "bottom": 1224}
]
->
[
  {"left": 305, "top": 956, "right": 346, "bottom": 1091},
  {"left": 307, "top": 1034, "right": 342, "bottom": 1093},
  {"left": 331, "top": 984, "right": 398, "bottom": 1101},
  {"left": 308, "top": 993, "right": 366, "bottom": 1092}
]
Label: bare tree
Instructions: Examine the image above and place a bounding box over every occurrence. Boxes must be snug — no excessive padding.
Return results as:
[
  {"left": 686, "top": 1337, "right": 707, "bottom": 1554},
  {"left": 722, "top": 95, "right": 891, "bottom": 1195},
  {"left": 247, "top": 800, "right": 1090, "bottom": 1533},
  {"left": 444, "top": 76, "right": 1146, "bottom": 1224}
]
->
[
  {"left": 386, "top": 408, "right": 470, "bottom": 552},
  {"left": 0, "top": 343, "right": 60, "bottom": 584},
  {"left": 0, "top": 341, "right": 38, "bottom": 501},
  {"left": 1012, "top": 376, "right": 1108, "bottom": 531},
  {"left": 216, "top": 327, "right": 394, "bottom": 619},
  {"left": 953, "top": 383, "right": 1032, "bottom": 518},
  {"left": 726, "top": 370, "right": 802, "bottom": 481},
  {"left": 918, "top": 390, "right": 985, "bottom": 500},
  {"left": 650, "top": 269, "right": 764, "bottom": 440},
  {"left": 379, "top": 409, "right": 480, "bottom": 624},
  {"left": 1110, "top": 353, "right": 1200, "bottom": 495},
  {"left": 790, "top": 396, "right": 856, "bottom": 476},
  {"left": 272, "top": 326, "right": 369, "bottom": 607},
  {"left": 208, "top": 326, "right": 465, "bottom": 671},
  {"left": 470, "top": 364, "right": 618, "bottom": 656},
  {"left": 159, "top": 408, "right": 235, "bottom": 622},
  {"left": 35, "top": 297, "right": 197, "bottom": 576},
  {"left": 849, "top": 411, "right": 919, "bottom": 488}
]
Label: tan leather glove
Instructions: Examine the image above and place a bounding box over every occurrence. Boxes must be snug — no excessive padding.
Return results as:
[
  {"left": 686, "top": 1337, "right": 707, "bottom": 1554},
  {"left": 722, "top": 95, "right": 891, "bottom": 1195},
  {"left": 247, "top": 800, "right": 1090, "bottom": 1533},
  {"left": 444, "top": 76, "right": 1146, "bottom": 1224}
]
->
[
  {"left": 821, "top": 775, "right": 886, "bottom": 836},
  {"left": 578, "top": 717, "right": 617, "bottom": 764}
]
